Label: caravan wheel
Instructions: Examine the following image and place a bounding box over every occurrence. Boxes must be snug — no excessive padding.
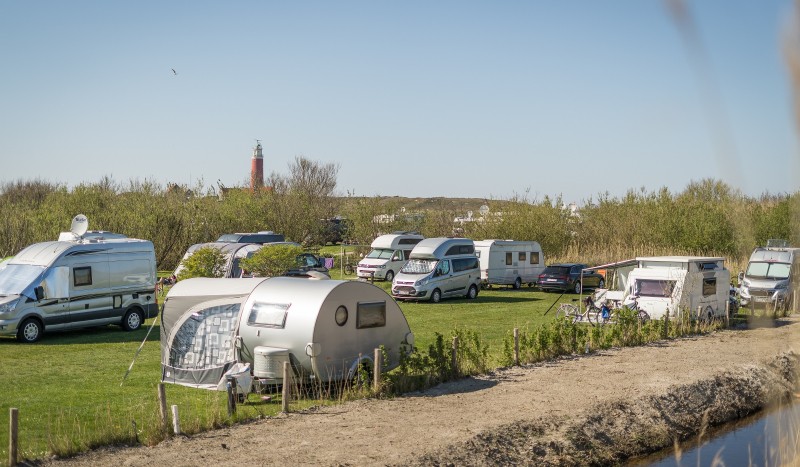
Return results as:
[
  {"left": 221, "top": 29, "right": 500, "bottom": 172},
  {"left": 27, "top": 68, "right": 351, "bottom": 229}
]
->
[
  {"left": 122, "top": 308, "right": 144, "bottom": 331},
  {"left": 513, "top": 277, "right": 522, "bottom": 290}
]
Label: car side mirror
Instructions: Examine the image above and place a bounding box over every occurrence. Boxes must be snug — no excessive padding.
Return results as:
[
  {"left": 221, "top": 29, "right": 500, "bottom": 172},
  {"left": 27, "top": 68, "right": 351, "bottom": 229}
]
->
[{"left": 34, "top": 286, "right": 44, "bottom": 301}]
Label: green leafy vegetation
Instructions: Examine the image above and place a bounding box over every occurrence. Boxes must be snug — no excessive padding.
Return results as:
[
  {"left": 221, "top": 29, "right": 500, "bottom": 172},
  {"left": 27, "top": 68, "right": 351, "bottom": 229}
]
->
[
  {"left": 239, "top": 243, "right": 303, "bottom": 277},
  {"left": 175, "top": 246, "right": 226, "bottom": 280}
]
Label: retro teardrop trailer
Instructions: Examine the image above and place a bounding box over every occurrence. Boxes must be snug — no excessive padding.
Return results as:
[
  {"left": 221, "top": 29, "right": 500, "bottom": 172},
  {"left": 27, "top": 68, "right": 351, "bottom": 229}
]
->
[{"left": 161, "top": 277, "right": 414, "bottom": 391}]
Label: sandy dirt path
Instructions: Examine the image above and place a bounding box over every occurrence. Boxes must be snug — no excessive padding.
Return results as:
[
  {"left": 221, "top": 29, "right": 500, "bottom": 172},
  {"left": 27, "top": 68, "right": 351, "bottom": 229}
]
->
[{"left": 38, "top": 318, "right": 800, "bottom": 466}]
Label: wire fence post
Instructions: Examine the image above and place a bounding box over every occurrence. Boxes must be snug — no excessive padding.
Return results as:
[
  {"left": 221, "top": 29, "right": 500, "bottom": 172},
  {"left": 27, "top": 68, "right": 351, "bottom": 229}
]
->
[
  {"left": 158, "top": 383, "right": 168, "bottom": 434},
  {"left": 281, "top": 361, "right": 291, "bottom": 413},
  {"left": 171, "top": 405, "right": 181, "bottom": 435},
  {"left": 513, "top": 328, "right": 519, "bottom": 366},
  {"left": 451, "top": 336, "right": 459, "bottom": 378},
  {"left": 9, "top": 407, "right": 18, "bottom": 467},
  {"left": 373, "top": 348, "right": 382, "bottom": 392}
]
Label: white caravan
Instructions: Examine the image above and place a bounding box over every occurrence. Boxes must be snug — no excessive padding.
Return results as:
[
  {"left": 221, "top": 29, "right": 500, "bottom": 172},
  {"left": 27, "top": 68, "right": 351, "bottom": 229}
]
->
[
  {"left": 161, "top": 277, "right": 413, "bottom": 390},
  {"left": 0, "top": 215, "right": 157, "bottom": 343},
  {"left": 474, "top": 240, "right": 544, "bottom": 289},
  {"left": 357, "top": 232, "right": 424, "bottom": 282},
  {"left": 621, "top": 256, "right": 731, "bottom": 320},
  {"left": 392, "top": 237, "right": 481, "bottom": 303},
  {"left": 738, "top": 240, "right": 800, "bottom": 309}
]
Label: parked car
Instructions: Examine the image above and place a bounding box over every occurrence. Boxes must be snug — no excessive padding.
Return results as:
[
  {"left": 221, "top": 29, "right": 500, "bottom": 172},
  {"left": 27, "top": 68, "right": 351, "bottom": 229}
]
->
[
  {"left": 538, "top": 263, "right": 605, "bottom": 293},
  {"left": 285, "top": 252, "right": 330, "bottom": 277}
]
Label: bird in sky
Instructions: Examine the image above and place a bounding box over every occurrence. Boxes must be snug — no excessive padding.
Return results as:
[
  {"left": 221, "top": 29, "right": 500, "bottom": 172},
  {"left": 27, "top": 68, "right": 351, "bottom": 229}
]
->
[{"left": 171, "top": 68, "right": 177, "bottom": 75}]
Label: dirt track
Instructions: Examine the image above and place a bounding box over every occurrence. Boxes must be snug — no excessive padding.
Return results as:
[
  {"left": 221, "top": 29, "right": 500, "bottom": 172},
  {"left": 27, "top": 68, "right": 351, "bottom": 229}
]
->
[{"left": 37, "top": 317, "right": 800, "bottom": 466}]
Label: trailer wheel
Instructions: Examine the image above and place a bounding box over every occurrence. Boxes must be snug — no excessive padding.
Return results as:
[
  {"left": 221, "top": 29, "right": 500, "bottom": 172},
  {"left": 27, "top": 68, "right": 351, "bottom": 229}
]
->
[
  {"left": 17, "top": 318, "right": 43, "bottom": 343},
  {"left": 467, "top": 285, "right": 478, "bottom": 300},
  {"left": 513, "top": 277, "right": 522, "bottom": 290},
  {"left": 430, "top": 289, "right": 442, "bottom": 303},
  {"left": 122, "top": 308, "right": 144, "bottom": 331}
]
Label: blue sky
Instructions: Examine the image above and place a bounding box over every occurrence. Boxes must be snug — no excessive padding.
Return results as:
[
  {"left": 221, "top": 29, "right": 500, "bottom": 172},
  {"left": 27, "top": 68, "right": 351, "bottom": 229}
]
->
[{"left": 1, "top": 1, "right": 797, "bottom": 204}]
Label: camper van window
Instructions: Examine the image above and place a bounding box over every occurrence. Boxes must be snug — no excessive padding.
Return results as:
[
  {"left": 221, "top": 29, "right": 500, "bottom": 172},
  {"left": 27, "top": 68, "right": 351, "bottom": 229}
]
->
[
  {"left": 247, "top": 302, "right": 289, "bottom": 328},
  {"left": 356, "top": 301, "right": 386, "bottom": 329},
  {"left": 446, "top": 245, "right": 474, "bottom": 256},
  {"left": 506, "top": 253, "right": 513, "bottom": 265},
  {"left": 401, "top": 259, "right": 437, "bottom": 274},
  {"left": 530, "top": 253, "right": 540, "bottom": 265},
  {"left": 453, "top": 257, "right": 479, "bottom": 272},
  {"left": 635, "top": 279, "right": 676, "bottom": 298},
  {"left": 74, "top": 267, "right": 92, "bottom": 286},
  {"left": 700, "top": 262, "right": 718, "bottom": 271},
  {"left": 366, "top": 248, "right": 395, "bottom": 260},
  {"left": 702, "top": 278, "right": 717, "bottom": 296},
  {"left": 518, "top": 252, "right": 526, "bottom": 262},
  {"left": 436, "top": 260, "right": 451, "bottom": 276},
  {"left": 398, "top": 238, "right": 422, "bottom": 245},
  {"left": 746, "top": 262, "right": 791, "bottom": 280}
]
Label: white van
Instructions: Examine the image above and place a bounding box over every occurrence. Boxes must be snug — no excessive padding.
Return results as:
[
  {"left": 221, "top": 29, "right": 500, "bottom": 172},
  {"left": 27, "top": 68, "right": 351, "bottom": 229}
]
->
[
  {"left": 0, "top": 218, "right": 157, "bottom": 343},
  {"left": 738, "top": 240, "right": 800, "bottom": 309},
  {"left": 623, "top": 256, "right": 731, "bottom": 320},
  {"left": 392, "top": 237, "right": 481, "bottom": 303},
  {"left": 357, "top": 232, "right": 424, "bottom": 282},
  {"left": 474, "top": 240, "right": 544, "bottom": 289}
]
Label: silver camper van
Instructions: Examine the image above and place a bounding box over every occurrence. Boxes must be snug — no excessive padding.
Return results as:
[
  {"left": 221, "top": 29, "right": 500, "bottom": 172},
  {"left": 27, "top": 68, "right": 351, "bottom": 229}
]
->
[
  {"left": 0, "top": 217, "right": 157, "bottom": 343},
  {"left": 357, "top": 232, "right": 424, "bottom": 282},
  {"left": 392, "top": 237, "right": 481, "bottom": 303},
  {"left": 738, "top": 240, "right": 800, "bottom": 309}
]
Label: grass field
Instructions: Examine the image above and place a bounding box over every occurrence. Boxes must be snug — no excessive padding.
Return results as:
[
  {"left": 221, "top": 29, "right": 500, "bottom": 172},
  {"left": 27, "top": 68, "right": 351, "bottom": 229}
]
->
[{"left": 0, "top": 273, "right": 576, "bottom": 464}]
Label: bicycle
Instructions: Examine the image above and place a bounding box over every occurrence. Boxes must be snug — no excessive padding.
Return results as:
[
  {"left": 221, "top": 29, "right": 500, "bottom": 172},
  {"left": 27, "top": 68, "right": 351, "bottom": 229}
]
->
[{"left": 593, "top": 295, "right": 650, "bottom": 326}]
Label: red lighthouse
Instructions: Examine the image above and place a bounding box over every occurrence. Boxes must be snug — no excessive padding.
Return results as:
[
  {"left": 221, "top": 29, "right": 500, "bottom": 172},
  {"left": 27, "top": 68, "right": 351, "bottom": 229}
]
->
[{"left": 250, "top": 140, "right": 264, "bottom": 191}]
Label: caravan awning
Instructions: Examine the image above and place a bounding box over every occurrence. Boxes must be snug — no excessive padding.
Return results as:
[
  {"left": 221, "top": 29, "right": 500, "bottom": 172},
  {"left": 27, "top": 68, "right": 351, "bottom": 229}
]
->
[{"left": 582, "top": 259, "right": 637, "bottom": 272}]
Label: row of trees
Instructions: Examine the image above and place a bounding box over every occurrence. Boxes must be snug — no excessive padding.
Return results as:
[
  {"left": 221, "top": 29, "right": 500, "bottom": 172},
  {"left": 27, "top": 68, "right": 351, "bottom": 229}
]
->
[{"left": 0, "top": 174, "right": 797, "bottom": 270}]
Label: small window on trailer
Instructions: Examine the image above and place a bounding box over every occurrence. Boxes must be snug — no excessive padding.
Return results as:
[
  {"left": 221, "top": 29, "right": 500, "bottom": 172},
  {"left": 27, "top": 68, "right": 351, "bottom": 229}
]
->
[
  {"left": 702, "top": 278, "right": 717, "bottom": 296},
  {"left": 247, "top": 302, "right": 290, "bottom": 328},
  {"left": 506, "top": 252, "right": 512, "bottom": 265},
  {"left": 357, "top": 301, "right": 386, "bottom": 329},
  {"left": 530, "top": 252, "right": 540, "bottom": 265},
  {"left": 518, "top": 252, "right": 526, "bottom": 261}
]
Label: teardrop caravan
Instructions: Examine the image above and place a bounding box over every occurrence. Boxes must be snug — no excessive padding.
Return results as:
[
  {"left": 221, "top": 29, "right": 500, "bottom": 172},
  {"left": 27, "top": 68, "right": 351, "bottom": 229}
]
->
[{"left": 160, "top": 277, "right": 413, "bottom": 390}]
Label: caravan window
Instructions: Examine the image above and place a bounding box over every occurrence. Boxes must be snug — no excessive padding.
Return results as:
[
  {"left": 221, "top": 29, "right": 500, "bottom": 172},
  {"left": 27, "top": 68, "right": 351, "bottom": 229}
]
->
[
  {"left": 247, "top": 302, "right": 289, "bottom": 328},
  {"left": 356, "top": 301, "right": 386, "bottom": 329},
  {"left": 635, "top": 279, "right": 676, "bottom": 297},
  {"left": 506, "top": 253, "right": 513, "bottom": 265},
  {"left": 74, "top": 267, "right": 92, "bottom": 286},
  {"left": 702, "top": 278, "right": 717, "bottom": 296},
  {"left": 530, "top": 252, "right": 540, "bottom": 265},
  {"left": 518, "top": 252, "right": 526, "bottom": 262}
]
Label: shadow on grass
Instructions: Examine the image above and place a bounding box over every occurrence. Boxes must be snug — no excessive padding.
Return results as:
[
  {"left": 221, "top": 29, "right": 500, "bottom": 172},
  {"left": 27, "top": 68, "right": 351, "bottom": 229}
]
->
[{"left": 0, "top": 321, "right": 161, "bottom": 346}]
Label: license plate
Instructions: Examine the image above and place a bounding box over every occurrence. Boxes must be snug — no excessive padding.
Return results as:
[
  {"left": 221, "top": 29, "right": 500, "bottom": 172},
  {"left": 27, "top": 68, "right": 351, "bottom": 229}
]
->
[
  {"left": 396, "top": 290, "right": 409, "bottom": 295},
  {"left": 546, "top": 278, "right": 557, "bottom": 282}
]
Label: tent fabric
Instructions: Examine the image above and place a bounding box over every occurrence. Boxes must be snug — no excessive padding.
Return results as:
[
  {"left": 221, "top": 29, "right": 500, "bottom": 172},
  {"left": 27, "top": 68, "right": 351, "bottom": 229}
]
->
[{"left": 162, "top": 298, "right": 244, "bottom": 389}]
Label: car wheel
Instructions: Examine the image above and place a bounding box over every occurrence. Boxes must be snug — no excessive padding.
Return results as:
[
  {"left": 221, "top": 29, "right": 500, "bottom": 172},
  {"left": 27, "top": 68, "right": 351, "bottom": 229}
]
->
[
  {"left": 573, "top": 281, "right": 582, "bottom": 294},
  {"left": 122, "top": 308, "right": 144, "bottom": 331},
  {"left": 598, "top": 278, "right": 605, "bottom": 289},
  {"left": 430, "top": 289, "right": 442, "bottom": 303},
  {"left": 17, "top": 318, "right": 43, "bottom": 343},
  {"left": 467, "top": 285, "right": 478, "bottom": 299},
  {"left": 513, "top": 277, "right": 522, "bottom": 290},
  {"left": 385, "top": 270, "right": 394, "bottom": 283}
]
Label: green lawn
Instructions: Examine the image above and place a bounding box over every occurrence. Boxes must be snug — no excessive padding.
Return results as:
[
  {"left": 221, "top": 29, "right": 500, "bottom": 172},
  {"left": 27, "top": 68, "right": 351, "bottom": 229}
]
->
[{"left": 0, "top": 278, "right": 577, "bottom": 463}]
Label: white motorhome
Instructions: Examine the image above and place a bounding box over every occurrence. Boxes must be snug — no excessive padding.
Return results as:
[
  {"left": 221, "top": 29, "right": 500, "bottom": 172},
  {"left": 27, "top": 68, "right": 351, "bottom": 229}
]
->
[
  {"left": 620, "top": 256, "right": 730, "bottom": 320},
  {"left": 474, "top": 240, "right": 544, "bottom": 289},
  {"left": 161, "top": 277, "right": 413, "bottom": 390},
  {"left": 0, "top": 216, "right": 157, "bottom": 343},
  {"left": 392, "top": 237, "right": 481, "bottom": 303},
  {"left": 738, "top": 240, "right": 800, "bottom": 309},
  {"left": 357, "top": 232, "right": 424, "bottom": 282}
]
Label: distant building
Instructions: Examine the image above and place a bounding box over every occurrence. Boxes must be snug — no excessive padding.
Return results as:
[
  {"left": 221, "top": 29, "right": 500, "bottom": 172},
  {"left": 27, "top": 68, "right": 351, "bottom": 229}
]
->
[{"left": 251, "top": 140, "right": 264, "bottom": 191}]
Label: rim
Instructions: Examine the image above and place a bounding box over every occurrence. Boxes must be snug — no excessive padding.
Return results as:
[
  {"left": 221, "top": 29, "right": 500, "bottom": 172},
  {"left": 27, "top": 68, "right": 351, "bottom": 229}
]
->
[
  {"left": 432, "top": 290, "right": 441, "bottom": 303},
  {"left": 127, "top": 312, "right": 142, "bottom": 329},
  {"left": 23, "top": 322, "right": 39, "bottom": 341},
  {"left": 574, "top": 282, "right": 581, "bottom": 294},
  {"left": 469, "top": 286, "right": 477, "bottom": 299},
  {"left": 385, "top": 271, "right": 394, "bottom": 282}
]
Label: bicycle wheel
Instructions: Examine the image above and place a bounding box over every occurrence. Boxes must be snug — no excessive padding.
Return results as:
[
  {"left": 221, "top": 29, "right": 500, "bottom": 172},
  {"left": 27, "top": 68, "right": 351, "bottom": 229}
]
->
[
  {"left": 344, "top": 264, "right": 354, "bottom": 275},
  {"left": 591, "top": 308, "right": 608, "bottom": 326},
  {"left": 637, "top": 310, "right": 650, "bottom": 323},
  {"left": 555, "top": 303, "right": 579, "bottom": 322}
]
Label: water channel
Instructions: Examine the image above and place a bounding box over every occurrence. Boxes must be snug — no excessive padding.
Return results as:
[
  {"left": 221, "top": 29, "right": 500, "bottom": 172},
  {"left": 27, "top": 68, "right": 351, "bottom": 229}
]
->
[{"left": 628, "top": 402, "right": 800, "bottom": 466}]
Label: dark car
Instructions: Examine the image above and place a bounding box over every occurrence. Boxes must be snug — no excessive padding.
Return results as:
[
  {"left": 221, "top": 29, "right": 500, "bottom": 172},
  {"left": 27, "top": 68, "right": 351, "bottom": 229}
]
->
[{"left": 537, "top": 263, "right": 605, "bottom": 293}]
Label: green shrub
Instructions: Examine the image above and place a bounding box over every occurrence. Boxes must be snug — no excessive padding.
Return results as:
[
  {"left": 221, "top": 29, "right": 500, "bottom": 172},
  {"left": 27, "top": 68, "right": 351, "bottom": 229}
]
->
[
  {"left": 240, "top": 244, "right": 303, "bottom": 277},
  {"left": 176, "top": 246, "right": 227, "bottom": 280}
]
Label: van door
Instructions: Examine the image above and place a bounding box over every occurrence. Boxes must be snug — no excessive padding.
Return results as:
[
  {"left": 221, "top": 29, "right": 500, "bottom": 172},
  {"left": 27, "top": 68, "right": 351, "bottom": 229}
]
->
[
  {"left": 69, "top": 259, "right": 114, "bottom": 326},
  {"left": 434, "top": 260, "right": 459, "bottom": 297},
  {"left": 37, "top": 266, "right": 70, "bottom": 330}
]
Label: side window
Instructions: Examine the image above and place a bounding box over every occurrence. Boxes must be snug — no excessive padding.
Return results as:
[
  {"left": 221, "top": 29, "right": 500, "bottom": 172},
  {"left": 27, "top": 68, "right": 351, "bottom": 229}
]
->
[
  {"left": 357, "top": 301, "right": 386, "bottom": 329},
  {"left": 248, "top": 302, "right": 290, "bottom": 328},
  {"left": 74, "top": 266, "right": 92, "bottom": 287},
  {"left": 438, "top": 260, "right": 451, "bottom": 275},
  {"left": 403, "top": 250, "right": 413, "bottom": 260},
  {"left": 518, "top": 252, "right": 526, "bottom": 262},
  {"left": 702, "top": 277, "right": 717, "bottom": 296},
  {"left": 505, "top": 252, "right": 513, "bottom": 265},
  {"left": 530, "top": 252, "right": 540, "bottom": 265}
]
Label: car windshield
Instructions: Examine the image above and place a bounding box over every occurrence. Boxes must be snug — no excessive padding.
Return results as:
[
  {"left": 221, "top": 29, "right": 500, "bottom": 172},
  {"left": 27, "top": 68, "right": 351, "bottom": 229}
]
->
[
  {"left": 634, "top": 279, "right": 676, "bottom": 298},
  {"left": 746, "top": 262, "right": 791, "bottom": 280},
  {"left": 400, "top": 259, "right": 438, "bottom": 274},
  {"left": 366, "top": 248, "right": 395, "bottom": 260},
  {"left": 0, "top": 264, "right": 45, "bottom": 296}
]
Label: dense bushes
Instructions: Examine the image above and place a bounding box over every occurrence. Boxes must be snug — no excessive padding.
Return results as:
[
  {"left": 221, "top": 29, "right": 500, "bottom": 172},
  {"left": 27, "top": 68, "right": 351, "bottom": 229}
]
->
[{"left": 0, "top": 177, "right": 796, "bottom": 270}]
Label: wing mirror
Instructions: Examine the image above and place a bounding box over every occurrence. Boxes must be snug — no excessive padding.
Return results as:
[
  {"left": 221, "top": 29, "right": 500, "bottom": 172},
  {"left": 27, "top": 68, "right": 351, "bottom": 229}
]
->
[{"left": 34, "top": 286, "right": 44, "bottom": 301}]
